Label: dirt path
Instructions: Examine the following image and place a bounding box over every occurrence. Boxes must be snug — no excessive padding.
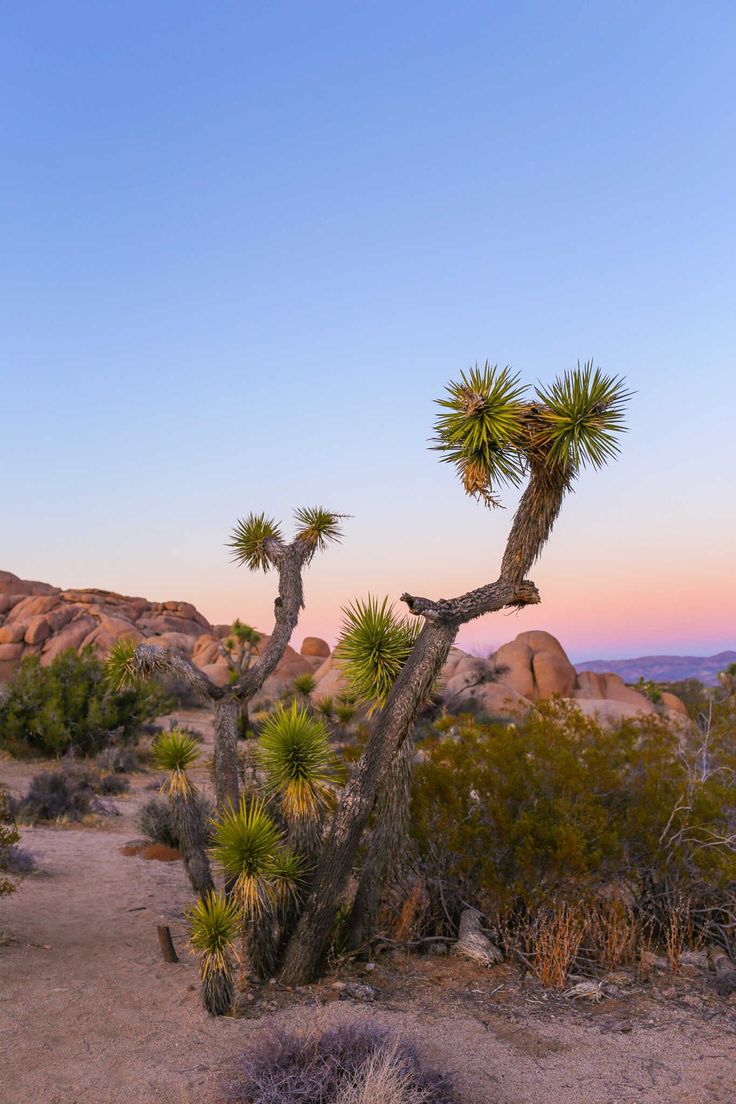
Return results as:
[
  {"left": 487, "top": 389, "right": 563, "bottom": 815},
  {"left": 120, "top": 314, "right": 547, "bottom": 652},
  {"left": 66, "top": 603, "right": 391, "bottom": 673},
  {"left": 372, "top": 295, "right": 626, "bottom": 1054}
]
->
[{"left": 2, "top": 726, "right": 736, "bottom": 1104}]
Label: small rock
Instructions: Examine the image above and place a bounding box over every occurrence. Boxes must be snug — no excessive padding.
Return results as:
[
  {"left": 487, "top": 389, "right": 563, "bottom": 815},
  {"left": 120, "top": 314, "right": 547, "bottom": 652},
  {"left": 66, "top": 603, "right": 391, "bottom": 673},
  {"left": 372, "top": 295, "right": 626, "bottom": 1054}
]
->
[{"left": 340, "top": 982, "right": 376, "bottom": 1003}]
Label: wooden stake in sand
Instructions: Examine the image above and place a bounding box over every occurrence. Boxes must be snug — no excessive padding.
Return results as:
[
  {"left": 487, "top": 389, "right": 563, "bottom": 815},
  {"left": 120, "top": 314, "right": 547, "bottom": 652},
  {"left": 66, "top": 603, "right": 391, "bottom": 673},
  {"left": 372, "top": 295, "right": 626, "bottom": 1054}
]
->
[{"left": 157, "top": 924, "right": 179, "bottom": 964}]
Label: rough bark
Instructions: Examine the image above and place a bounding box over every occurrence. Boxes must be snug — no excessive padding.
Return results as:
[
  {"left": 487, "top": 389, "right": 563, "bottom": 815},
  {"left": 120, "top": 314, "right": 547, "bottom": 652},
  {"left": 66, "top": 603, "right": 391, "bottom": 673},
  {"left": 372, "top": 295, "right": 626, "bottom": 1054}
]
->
[
  {"left": 213, "top": 698, "right": 240, "bottom": 811},
  {"left": 345, "top": 732, "right": 415, "bottom": 951},
  {"left": 280, "top": 620, "right": 457, "bottom": 983},
  {"left": 170, "top": 791, "right": 215, "bottom": 899}
]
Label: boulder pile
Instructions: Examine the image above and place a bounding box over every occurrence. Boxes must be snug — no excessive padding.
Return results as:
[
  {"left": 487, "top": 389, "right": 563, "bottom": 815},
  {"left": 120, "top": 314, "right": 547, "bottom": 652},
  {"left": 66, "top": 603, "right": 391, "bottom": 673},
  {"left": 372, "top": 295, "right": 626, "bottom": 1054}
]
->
[{"left": 0, "top": 570, "right": 688, "bottom": 724}]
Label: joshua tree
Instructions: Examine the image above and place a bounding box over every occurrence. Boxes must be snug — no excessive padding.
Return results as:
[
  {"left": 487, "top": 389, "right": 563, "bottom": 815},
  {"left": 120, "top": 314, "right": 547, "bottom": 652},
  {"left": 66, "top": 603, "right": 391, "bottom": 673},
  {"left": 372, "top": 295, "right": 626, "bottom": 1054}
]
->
[
  {"left": 220, "top": 619, "right": 261, "bottom": 737},
  {"left": 188, "top": 890, "right": 241, "bottom": 1015},
  {"left": 292, "top": 671, "right": 317, "bottom": 704},
  {"left": 106, "top": 507, "right": 346, "bottom": 816},
  {"left": 150, "top": 728, "right": 214, "bottom": 898},
  {"left": 279, "top": 361, "right": 630, "bottom": 983}
]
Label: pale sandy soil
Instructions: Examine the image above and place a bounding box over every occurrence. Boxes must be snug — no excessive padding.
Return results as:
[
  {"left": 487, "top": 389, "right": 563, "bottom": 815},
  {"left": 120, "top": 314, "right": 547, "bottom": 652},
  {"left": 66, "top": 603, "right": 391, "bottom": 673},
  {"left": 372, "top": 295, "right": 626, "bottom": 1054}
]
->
[{"left": 1, "top": 710, "right": 735, "bottom": 1104}]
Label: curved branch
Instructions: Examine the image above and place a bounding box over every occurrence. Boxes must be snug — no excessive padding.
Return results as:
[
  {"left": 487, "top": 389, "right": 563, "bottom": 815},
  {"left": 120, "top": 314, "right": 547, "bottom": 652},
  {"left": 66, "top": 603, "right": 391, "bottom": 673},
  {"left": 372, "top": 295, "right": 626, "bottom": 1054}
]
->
[
  {"left": 235, "top": 542, "right": 307, "bottom": 701},
  {"left": 132, "top": 644, "right": 223, "bottom": 701}
]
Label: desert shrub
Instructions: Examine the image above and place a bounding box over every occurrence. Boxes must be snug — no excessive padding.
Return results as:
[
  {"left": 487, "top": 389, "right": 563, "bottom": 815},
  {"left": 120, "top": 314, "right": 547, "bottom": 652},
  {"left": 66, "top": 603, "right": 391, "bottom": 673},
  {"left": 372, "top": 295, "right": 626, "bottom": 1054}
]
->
[
  {"left": 97, "top": 773, "right": 130, "bottom": 796},
  {"left": 0, "top": 785, "right": 21, "bottom": 896},
  {"left": 411, "top": 702, "right": 736, "bottom": 944},
  {"left": 136, "top": 796, "right": 180, "bottom": 848},
  {"left": 0, "top": 648, "right": 168, "bottom": 758},
  {"left": 12, "top": 765, "right": 123, "bottom": 823},
  {"left": 222, "top": 1020, "right": 455, "bottom": 1104},
  {"left": 0, "top": 842, "right": 37, "bottom": 875},
  {"left": 95, "top": 746, "right": 140, "bottom": 773}
]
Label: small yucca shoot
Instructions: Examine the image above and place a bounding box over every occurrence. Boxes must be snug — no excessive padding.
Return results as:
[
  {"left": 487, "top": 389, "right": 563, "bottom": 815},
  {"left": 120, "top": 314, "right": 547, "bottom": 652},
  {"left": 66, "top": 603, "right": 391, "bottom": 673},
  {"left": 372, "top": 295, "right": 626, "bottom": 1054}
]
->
[
  {"left": 336, "top": 596, "right": 421, "bottom": 713},
  {"left": 152, "top": 729, "right": 200, "bottom": 797},
  {"left": 105, "top": 637, "right": 139, "bottom": 691},
  {"left": 210, "top": 797, "right": 303, "bottom": 917},
  {"left": 292, "top": 672, "right": 317, "bottom": 698},
  {"left": 293, "top": 506, "right": 348, "bottom": 558},
  {"left": 258, "top": 701, "right": 342, "bottom": 820},
  {"left": 228, "top": 513, "right": 283, "bottom": 572},
  {"left": 188, "top": 891, "right": 241, "bottom": 1016}
]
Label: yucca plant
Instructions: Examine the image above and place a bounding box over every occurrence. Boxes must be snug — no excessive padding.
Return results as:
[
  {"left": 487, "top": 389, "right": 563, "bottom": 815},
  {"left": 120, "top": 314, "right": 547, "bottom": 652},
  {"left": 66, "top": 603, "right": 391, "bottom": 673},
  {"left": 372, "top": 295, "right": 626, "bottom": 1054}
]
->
[
  {"left": 211, "top": 796, "right": 302, "bottom": 916},
  {"left": 152, "top": 729, "right": 200, "bottom": 796},
  {"left": 211, "top": 796, "right": 304, "bottom": 981},
  {"left": 293, "top": 506, "right": 349, "bottom": 559},
  {"left": 105, "top": 636, "right": 140, "bottom": 692},
  {"left": 258, "top": 701, "right": 342, "bottom": 822},
  {"left": 292, "top": 672, "right": 317, "bottom": 701},
  {"left": 337, "top": 596, "right": 421, "bottom": 714},
  {"left": 151, "top": 729, "right": 214, "bottom": 898},
  {"left": 188, "top": 890, "right": 241, "bottom": 1015}
]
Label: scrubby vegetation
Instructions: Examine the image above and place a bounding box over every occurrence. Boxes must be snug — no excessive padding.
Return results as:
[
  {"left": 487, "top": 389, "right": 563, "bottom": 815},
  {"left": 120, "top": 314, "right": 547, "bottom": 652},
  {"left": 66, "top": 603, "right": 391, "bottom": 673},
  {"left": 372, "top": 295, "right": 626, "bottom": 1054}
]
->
[
  {"left": 0, "top": 648, "right": 166, "bottom": 758},
  {"left": 11, "top": 764, "right": 128, "bottom": 823},
  {"left": 1, "top": 785, "right": 22, "bottom": 896},
  {"left": 136, "top": 796, "right": 180, "bottom": 849},
  {"left": 221, "top": 1020, "right": 455, "bottom": 1104},
  {"left": 406, "top": 700, "right": 736, "bottom": 978}
]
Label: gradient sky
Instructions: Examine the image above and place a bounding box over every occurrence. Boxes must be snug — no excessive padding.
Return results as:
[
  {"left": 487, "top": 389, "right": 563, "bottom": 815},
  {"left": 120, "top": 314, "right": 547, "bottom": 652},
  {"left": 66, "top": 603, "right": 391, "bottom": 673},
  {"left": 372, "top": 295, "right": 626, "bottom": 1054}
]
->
[{"left": 2, "top": 2, "right": 734, "bottom": 662}]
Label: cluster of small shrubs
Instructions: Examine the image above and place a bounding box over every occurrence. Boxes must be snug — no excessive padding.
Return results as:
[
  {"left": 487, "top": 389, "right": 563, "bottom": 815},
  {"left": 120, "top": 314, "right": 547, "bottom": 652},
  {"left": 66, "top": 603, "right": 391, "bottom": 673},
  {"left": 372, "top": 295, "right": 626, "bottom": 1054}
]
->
[
  {"left": 0, "top": 648, "right": 168, "bottom": 758},
  {"left": 10, "top": 763, "right": 130, "bottom": 823},
  {"left": 136, "top": 796, "right": 180, "bottom": 848},
  {"left": 409, "top": 700, "right": 736, "bottom": 965},
  {"left": 222, "top": 1020, "right": 455, "bottom": 1104}
]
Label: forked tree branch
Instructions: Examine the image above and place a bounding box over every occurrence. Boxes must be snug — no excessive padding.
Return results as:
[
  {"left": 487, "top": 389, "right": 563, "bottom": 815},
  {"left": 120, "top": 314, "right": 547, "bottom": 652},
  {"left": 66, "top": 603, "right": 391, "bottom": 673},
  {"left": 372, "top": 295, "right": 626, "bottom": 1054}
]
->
[{"left": 131, "top": 644, "right": 224, "bottom": 701}]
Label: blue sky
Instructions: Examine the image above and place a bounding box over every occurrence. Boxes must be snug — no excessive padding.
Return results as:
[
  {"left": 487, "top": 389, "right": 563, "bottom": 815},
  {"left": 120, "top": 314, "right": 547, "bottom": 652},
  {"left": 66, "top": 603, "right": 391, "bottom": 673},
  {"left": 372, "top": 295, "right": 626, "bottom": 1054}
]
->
[{"left": 2, "top": 2, "right": 734, "bottom": 661}]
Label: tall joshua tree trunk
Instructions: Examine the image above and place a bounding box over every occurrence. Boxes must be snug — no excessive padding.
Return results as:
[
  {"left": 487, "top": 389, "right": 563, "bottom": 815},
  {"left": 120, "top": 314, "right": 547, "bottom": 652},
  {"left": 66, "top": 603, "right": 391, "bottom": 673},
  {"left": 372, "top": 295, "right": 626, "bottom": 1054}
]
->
[
  {"left": 345, "top": 731, "right": 415, "bottom": 950},
  {"left": 280, "top": 467, "right": 567, "bottom": 984}
]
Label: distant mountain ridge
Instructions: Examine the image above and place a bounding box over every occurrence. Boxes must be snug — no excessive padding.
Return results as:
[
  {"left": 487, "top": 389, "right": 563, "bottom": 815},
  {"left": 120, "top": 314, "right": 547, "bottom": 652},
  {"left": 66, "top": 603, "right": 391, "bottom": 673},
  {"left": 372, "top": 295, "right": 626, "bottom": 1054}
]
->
[{"left": 576, "top": 651, "right": 736, "bottom": 687}]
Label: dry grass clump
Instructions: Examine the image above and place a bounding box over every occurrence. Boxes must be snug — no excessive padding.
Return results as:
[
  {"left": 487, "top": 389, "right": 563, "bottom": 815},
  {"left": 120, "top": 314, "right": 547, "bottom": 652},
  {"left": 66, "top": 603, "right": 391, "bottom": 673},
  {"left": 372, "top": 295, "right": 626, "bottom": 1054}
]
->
[{"left": 222, "top": 1020, "right": 455, "bottom": 1104}]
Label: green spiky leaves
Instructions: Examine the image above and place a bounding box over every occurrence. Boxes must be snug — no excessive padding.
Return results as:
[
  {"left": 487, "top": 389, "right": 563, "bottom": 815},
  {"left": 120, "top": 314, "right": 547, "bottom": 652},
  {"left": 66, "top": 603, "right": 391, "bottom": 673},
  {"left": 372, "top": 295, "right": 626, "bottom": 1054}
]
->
[
  {"left": 228, "top": 513, "right": 283, "bottom": 572},
  {"left": 337, "top": 596, "right": 421, "bottom": 713},
  {"left": 433, "top": 363, "right": 528, "bottom": 506},
  {"left": 210, "top": 796, "right": 303, "bottom": 916},
  {"left": 293, "top": 507, "right": 347, "bottom": 560},
  {"left": 258, "top": 701, "right": 342, "bottom": 820},
  {"left": 105, "top": 637, "right": 140, "bottom": 691},
  {"left": 535, "top": 362, "right": 631, "bottom": 472},
  {"left": 188, "top": 890, "right": 241, "bottom": 979},
  {"left": 152, "top": 728, "right": 200, "bottom": 796}
]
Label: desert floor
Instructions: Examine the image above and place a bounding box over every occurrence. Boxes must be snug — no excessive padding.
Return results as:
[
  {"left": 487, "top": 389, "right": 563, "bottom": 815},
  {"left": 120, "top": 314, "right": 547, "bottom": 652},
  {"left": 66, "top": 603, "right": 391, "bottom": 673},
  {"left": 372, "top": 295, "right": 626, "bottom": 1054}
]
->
[{"left": 1, "top": 709, "right": 735, "bottom": 1104}]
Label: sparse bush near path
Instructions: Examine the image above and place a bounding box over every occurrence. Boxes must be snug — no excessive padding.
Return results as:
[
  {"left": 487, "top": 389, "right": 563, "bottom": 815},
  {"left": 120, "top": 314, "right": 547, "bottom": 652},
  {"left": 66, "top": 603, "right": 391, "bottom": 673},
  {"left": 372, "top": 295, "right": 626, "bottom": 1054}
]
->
[
  {"left": 222, "top": 1020, "right": 455, "bottom": 1104},
  {"left": 136, "top": 796, "right": 180, "bottom": 849},
  {"left": 11, "top": 765, "right": 127, "bottom": 823},
  {"left": 0, "top": 647, "right": 166, "bottom": 758}
]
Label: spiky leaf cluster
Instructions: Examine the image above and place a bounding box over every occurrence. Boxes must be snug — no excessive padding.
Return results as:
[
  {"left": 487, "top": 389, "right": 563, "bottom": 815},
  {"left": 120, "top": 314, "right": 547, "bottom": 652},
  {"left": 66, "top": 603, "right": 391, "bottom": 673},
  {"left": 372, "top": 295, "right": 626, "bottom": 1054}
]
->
[
  {"left": 535, "top": 362, "right": 630, "bottom": 472},
  {"left": 293, "top": 672, "right": 317, "bottom": 697},
  {"left": 228, "top": 513, "right": 283, "bottom": 572},
  {"left": 258, "top": 701, "right": 342, "bottom": 820},
  {"left": 188, "top": 890, "right": 241, "bottom": 979},
  {"left": 293, "top": 506, "right": 347, "bottom": 559},
  {"left": 228, "top": 619, "right": 261, "bottom": 647},
  {"left": 105, "top": 637, "right": 140, "bottom": 691},
  {"left": 432, "top": 364, "right": 527, "bottom": 505},
  {"left": 152, "top": 729, "right": 200, "bottom": 796},
  {"left": 210, "top": 797, "right": 303, "bottom": 916},
  {"left": 337, "top": 596, "right": 421, "bottom": 713}
]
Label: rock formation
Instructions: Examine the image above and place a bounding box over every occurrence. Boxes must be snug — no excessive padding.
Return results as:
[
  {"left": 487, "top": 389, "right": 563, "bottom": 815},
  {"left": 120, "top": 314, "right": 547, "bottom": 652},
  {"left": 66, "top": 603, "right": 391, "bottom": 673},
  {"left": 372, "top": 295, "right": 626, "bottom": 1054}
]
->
[{"left": 0, "top": 569, "right": 688, "bottom": 725}]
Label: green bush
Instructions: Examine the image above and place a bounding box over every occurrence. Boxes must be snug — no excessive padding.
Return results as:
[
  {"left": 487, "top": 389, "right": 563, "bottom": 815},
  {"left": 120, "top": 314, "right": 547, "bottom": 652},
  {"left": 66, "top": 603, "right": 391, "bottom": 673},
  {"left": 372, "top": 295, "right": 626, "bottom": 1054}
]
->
[
  {"left": 410, "top": 702, "right": 736, "bottom": 929},
  {"left": 0, "top": 648, "right": 168, "bottom": 758},
  {"left": 0, "top": 785, "right": 21, "bottom": 897}
]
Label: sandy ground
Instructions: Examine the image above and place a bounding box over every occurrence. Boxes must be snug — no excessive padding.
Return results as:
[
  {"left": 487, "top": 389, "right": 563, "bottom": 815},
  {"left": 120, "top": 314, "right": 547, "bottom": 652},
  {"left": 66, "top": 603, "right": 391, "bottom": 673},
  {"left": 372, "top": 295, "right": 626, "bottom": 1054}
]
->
[{"left": 2, "top": 712, "right": 736, "bottom": 1104}]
